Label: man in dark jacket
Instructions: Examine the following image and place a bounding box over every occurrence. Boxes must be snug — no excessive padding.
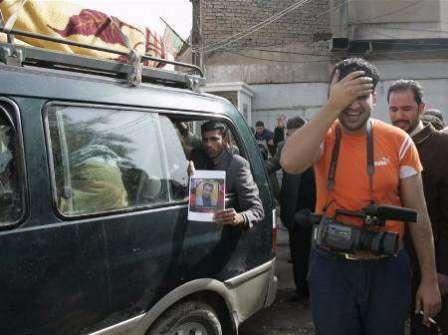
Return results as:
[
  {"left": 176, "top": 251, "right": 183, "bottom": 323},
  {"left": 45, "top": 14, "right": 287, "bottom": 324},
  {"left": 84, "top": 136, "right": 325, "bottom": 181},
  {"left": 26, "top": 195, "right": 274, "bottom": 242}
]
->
[
  {"left": 388, "top": 79, "right": 448, "bottom": 334},
  {"left": 255, "top": 120, "right": 275, "bottom": 157},
  {"left": 273, "top": 115, "right": 286, "bottom": 149},
  {"left": 191, "top": 120, "right": 264, "bottom": 228},
  {"left": 266, "top": 116, "right": 316, "bottom": 300}
]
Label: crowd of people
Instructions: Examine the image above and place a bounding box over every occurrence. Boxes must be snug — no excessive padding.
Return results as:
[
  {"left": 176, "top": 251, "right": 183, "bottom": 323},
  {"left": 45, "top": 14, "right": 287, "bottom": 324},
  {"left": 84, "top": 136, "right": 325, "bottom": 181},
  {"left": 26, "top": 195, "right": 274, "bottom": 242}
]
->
[{"left": 252, "top": 58, "right": 447, "bottom": 335}]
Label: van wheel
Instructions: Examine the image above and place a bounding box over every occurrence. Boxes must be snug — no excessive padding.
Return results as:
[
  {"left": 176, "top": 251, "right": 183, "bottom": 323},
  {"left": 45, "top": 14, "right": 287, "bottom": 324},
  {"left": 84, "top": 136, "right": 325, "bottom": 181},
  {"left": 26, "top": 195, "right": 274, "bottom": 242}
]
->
[{"left": 147, "top": 301, "right": 223, "bottom": 335}]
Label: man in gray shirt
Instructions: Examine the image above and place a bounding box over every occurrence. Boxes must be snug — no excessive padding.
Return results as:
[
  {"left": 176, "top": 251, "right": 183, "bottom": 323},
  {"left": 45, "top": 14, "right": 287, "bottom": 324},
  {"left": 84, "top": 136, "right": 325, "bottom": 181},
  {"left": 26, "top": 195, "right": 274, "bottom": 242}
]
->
[{"left": 191, "top": 120, "right": 264, "bottom": 228}]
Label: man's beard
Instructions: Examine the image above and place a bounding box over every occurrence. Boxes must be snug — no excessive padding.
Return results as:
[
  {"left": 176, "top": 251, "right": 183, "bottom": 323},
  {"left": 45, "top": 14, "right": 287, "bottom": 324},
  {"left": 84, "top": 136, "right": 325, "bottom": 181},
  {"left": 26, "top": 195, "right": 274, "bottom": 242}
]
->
[
  {"left": 338, "top": 109, "right": 371, "bottom": 132},
  {"left": 393, "top": 118, "right": 419, "bottom": 134}
]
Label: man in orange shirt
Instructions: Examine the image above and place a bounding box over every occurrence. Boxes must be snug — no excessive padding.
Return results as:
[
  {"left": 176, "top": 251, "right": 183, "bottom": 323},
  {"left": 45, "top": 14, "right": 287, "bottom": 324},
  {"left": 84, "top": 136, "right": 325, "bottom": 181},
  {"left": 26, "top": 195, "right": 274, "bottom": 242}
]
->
[{"left": 281, "top": 58, "right": 441, "bottom": 335}]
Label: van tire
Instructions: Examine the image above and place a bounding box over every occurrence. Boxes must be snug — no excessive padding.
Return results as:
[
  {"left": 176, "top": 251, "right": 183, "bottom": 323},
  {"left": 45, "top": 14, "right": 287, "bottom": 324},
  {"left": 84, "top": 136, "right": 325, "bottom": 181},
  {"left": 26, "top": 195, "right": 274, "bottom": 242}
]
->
[{"left": 147, "top": 301, "right": 223, "bottom": 335}]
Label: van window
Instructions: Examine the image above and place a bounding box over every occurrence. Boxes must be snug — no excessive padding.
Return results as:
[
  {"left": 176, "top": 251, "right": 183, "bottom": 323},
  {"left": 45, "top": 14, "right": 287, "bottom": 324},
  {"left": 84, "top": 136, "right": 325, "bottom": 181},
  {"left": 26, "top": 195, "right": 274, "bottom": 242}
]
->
[
  {"left": 0, "top": 105, "right": 23, "bottom": 225},
  {"left": 159, "top": 116, "right": 191, "bottom": 201},
  {"left": 47, "top": 106, "right": 169, "bottom": 216},
  {"left": 159, "top": 115, "right": 244, "bottom": 201}
]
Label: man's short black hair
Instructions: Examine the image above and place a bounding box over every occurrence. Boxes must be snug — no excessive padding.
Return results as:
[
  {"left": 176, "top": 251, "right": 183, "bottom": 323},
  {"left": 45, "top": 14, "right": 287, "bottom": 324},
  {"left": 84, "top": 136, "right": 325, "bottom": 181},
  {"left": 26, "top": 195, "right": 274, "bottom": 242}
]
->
[
  {"left": 286, "top": 116, "right": 306, "bottom": 130},
  {"left": 201, "top": 120, "right": 227, "bottom": 137},
  {"left": 255, "top": 120, "right": 264, "bottom": 127},
  {"left": 330, "top": 58, "right": 380, "bottom": 89},
  {"left": 387, "top": 79, "right": 424, "bottom": 105}
]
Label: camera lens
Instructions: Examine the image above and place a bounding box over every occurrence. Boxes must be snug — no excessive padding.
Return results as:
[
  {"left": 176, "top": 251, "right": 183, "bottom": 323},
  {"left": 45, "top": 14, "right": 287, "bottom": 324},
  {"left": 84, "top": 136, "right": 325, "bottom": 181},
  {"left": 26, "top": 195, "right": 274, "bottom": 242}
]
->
[{"left": 362, "top": 230, "right": 398, "bottom": 255}]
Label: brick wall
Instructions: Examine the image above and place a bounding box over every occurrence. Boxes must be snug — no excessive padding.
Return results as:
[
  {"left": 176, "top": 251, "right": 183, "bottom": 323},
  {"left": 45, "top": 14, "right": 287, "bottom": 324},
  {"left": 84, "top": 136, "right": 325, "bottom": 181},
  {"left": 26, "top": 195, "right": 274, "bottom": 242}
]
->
[{"left": 200, "top": 0, "right": 332, "bottom": 54}]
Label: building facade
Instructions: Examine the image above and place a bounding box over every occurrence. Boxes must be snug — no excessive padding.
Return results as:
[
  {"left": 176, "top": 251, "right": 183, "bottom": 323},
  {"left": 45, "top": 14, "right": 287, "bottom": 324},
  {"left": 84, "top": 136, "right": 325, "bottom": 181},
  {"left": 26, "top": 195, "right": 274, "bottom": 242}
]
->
[{"left": 192, "top": 0, "right": 448, "bottom": 129}]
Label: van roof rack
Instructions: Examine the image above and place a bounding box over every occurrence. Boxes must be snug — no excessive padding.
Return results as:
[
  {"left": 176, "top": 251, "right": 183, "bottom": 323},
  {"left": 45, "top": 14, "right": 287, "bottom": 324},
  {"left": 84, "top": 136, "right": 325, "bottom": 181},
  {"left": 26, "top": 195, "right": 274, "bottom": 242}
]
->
[{"left": 0, "top": 25, "right": 204, "bottom": 90}]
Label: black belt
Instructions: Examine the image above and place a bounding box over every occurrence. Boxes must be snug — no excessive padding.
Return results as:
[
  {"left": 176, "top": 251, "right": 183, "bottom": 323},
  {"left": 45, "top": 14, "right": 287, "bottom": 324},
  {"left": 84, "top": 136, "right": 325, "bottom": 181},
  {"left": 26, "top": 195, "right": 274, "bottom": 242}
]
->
[{"left": 315, "top": 245, "right": 393, "bottom": 262}]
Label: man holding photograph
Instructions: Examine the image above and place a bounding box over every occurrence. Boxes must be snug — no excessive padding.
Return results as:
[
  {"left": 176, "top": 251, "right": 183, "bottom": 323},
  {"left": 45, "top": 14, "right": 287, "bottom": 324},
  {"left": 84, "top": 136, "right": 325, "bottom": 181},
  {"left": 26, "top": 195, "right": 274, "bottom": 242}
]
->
[{"left": 190, "top": 120, "right": 264, "bottom": 228}]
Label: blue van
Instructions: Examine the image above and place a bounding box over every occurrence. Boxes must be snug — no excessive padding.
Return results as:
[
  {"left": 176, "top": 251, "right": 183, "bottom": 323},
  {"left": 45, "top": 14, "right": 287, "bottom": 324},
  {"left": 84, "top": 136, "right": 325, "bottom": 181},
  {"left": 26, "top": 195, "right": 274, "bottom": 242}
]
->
[{"left": 0, "top": 29, "right": 277, "bottom": 335}]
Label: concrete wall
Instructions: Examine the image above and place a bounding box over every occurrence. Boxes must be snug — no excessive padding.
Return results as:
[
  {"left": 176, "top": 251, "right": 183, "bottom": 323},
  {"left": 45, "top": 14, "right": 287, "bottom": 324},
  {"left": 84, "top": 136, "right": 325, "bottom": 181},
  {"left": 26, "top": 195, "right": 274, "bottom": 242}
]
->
[
  {"left": 348, "top": 0, "right": 440, "bottom": 24},
  {"left": 205, "top": 54, "right": 333, "bottom": 84},
  {"left": 250, "top": 60, "right": 448, "bottom": 130},
  {"left": 335, "top": 0, "right": 448, "bottom": 40},
  {"left": 250, "top": 82, "right": 328, "bottom": 129}
]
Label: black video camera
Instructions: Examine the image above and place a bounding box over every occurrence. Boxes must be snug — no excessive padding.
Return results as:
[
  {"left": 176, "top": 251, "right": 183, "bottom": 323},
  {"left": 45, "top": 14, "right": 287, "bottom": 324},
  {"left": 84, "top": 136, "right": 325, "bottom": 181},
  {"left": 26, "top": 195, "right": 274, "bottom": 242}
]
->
[{"left": 295, "top": 204, "right": 417, "bottom": 256}]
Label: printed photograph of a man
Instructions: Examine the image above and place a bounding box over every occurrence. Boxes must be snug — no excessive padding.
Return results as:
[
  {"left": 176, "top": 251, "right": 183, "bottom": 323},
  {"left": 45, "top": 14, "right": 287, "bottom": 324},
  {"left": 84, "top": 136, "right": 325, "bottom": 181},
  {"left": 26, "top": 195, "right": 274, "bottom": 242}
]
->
[
  {"left": 196, "top": 182, "right": 218, "bottom": 208},
  {"left": 188, "top": 170, "right": 226, "bottom": 221}
]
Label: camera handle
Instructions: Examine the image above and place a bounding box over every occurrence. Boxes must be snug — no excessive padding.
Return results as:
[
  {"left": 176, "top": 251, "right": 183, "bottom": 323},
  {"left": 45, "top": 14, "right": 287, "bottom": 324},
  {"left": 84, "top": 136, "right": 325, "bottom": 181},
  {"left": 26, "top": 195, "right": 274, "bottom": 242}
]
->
[
  {"left": 334, "top": 208, "right": 385, "bottom": 227},
  {"left": 334, "top": 204, "right": 417, "bottom": 227}
]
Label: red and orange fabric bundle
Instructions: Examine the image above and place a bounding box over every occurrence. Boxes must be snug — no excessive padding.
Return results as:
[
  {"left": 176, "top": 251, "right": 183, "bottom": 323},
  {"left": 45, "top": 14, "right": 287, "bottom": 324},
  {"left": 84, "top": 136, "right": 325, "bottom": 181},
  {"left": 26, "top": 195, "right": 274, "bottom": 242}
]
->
[{"left": 0, "top": 0, "right": 170, "bottom": 67}]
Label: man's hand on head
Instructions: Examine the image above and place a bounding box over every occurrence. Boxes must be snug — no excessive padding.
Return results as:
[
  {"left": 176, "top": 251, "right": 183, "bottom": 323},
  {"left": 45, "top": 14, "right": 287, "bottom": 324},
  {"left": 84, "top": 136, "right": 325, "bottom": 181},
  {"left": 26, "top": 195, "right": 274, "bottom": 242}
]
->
[
  {"left": 327, "top": 70, "right": 374, "bottom": 113},
  {"left": 214, "top": 208, "right": 245, "bottom": 226}
]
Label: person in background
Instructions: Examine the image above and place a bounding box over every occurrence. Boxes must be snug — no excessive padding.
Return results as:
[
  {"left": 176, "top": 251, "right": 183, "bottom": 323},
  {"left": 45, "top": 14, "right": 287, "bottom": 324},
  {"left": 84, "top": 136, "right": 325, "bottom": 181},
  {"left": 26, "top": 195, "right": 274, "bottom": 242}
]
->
[
  {"left": 175, "top": 122, "right": 202, "bottom": 158},
  {"left": 388, "top": 79, "right": 448, "bottom": 335},
  {"left": 266, "top": 116, "right": 316, "bottom": 302},
  {"left": 273, "top": 115, "right": 287, "bottom": 149},
  {"left": 255, "top": 120, "right": 275, "bottom": 156},
  {"left": 421, "top": 109, "right": 445, "bottom": 131}
]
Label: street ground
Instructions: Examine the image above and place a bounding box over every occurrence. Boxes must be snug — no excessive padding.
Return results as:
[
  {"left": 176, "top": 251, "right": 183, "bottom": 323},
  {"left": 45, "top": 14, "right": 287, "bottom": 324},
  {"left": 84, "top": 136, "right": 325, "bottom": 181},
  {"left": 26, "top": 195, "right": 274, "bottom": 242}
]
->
[{"left": 239, "top": 226, "right": 315, "bottom": 335}]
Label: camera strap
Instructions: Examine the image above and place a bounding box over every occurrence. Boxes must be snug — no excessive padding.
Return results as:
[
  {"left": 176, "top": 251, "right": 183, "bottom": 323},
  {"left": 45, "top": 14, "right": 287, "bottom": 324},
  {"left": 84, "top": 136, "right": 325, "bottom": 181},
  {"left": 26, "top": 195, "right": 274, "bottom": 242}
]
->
[{"left": 326, "top": 119, "right": 375, "bottom": 203}]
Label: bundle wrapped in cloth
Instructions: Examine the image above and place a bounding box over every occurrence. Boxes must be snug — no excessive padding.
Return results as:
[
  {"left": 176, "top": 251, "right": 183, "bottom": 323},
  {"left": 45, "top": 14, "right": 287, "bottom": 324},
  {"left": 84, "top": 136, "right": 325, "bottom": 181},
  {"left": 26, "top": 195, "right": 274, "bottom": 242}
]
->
[{"left": 0, "top": 0, "right": 171, "bottom": 68}]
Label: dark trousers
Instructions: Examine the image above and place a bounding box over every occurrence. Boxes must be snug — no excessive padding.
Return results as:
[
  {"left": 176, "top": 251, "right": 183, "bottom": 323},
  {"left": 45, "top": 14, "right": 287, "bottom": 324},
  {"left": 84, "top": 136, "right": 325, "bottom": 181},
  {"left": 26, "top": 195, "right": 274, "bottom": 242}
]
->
[
  {"left": 410, "top": 272, "right": 448, "bottom": 335},
  {"left": 308, "top": 247, "right": 411, "bottom": 335},
  {"left": 288, "top": 224, "right": 312, "bottom": 295}
]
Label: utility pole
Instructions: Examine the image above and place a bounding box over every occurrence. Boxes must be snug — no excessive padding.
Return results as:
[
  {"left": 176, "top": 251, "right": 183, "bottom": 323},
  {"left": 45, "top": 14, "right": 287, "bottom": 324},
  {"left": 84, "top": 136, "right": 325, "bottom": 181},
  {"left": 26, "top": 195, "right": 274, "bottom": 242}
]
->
[{"left": 190, "top": 0, "right": 202, "bottom": 68}]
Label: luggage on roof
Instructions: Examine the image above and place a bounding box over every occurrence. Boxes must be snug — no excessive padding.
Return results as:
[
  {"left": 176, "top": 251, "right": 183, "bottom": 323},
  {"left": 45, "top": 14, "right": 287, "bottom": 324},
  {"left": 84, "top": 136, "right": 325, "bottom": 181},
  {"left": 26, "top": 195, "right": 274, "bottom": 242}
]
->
[{"left": 0, "top": 0, "right": 170, "bottom": 68}]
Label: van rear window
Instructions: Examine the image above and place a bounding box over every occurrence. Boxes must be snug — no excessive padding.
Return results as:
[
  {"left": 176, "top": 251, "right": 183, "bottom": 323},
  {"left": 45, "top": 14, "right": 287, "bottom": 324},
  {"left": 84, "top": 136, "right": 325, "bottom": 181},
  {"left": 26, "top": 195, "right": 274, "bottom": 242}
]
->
[
  {"left": 0, "top": 103, "right": 24, "bottom": 225},
  {"left": 47, "top": 105, "right": 170, "bottom": 217},
  {"left": 46, "top": 105, "right": 247, "bottom": 217}
]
